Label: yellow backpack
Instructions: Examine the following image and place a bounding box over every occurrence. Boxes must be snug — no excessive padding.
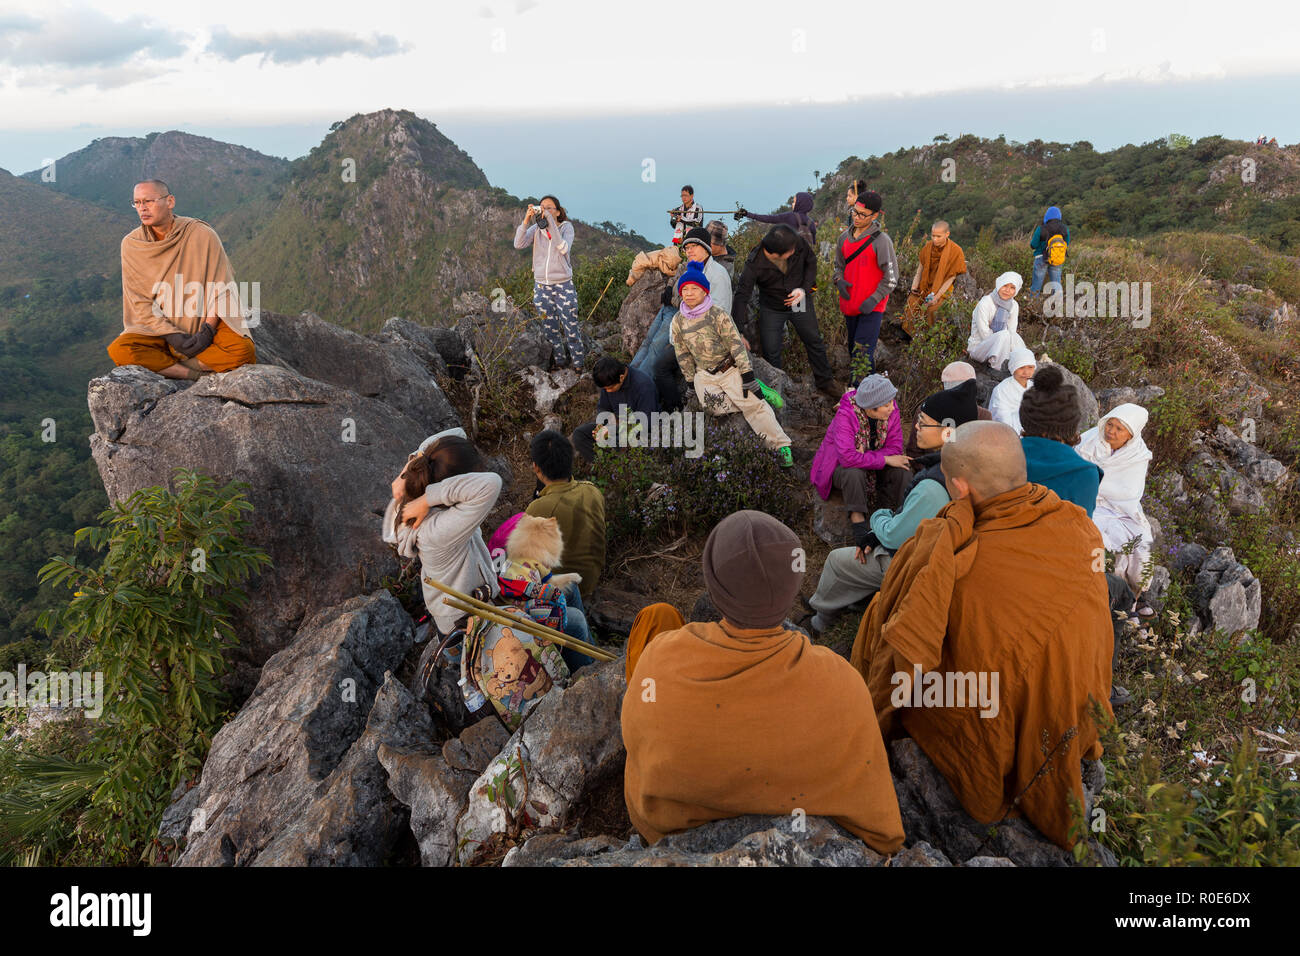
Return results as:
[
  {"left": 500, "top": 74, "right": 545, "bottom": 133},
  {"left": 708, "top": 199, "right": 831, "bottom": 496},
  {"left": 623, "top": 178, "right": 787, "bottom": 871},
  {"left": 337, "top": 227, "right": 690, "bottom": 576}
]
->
[{"left": 1045, "top": 231, "right": 1067, "bottom": 266}]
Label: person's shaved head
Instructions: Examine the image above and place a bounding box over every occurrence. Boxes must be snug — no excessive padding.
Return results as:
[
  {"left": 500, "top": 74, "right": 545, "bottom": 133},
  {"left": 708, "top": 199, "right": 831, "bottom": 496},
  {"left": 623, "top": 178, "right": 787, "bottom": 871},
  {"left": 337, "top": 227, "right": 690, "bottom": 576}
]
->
[
  {"left": 941, "top": 421, "right": 1027, "bottom": 502},
  {"left": 932, "top": 220, "right": 950, "bottom": 233}
]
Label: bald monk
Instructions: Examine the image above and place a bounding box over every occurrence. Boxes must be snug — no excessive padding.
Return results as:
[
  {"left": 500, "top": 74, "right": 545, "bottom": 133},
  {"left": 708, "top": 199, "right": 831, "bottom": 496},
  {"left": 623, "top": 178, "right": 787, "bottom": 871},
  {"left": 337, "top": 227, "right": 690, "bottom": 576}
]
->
[
  {"left": 623, "top": 510, "right": 904, "bottom": 854},
  {"left": 850, "top": 421, "right": 1113, "bottom": 848},
  {"left": 902, "top": 221, "right": 966, "bottom": 335},
  {"left": 108, "top": 179, "right": 256, "bottom": 380}
]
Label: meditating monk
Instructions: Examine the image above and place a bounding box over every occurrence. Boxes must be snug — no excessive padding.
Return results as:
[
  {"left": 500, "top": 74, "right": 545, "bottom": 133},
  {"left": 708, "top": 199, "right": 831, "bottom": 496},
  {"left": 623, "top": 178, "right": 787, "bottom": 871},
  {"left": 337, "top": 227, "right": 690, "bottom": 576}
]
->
[
  {"left": 622, "top": 510, "right": 904, "bottom": 853},
  {"left": 850, "top": 421, "right": 1113, "bottom": 848},
  {"left": 109, "top": 180, "right": 256, "bottom": 379}
]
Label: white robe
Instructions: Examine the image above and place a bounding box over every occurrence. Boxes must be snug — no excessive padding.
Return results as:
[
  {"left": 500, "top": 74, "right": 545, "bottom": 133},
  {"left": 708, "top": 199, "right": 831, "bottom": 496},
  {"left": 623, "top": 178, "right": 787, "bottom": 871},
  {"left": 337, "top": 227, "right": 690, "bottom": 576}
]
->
[
  {"left": 989, "top": 376, "right": 1031, "bottom": 434},
  {"left": 968, "top": 293, "right": 1026, "bottom": 369},
  {"left": 1077, "top": 416, "right": 1154, "bottom": 592}
]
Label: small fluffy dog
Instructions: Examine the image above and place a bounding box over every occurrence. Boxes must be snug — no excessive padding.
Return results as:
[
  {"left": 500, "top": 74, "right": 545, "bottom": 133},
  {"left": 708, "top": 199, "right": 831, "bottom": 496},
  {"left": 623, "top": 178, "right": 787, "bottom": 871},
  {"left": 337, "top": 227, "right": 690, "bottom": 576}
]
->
[{"left": 499, "top": 514, "right": 582, "bottom": 594}]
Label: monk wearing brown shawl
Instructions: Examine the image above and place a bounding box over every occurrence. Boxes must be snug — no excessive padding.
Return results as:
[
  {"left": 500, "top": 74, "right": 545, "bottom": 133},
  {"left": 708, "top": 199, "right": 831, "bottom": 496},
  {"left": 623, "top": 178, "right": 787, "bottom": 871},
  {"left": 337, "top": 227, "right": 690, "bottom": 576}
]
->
[
  {"left": 108, "top": 180, "right": 256, "bottom": 380},
  {"left": 850, "top": 421, "right": 1112, "bottom": 848},
  {"left": 903, "top": 221, "right": 966, "bottom": 335},
  {"left": 622, "top": 510, "right": 904, "bottom": 853}
]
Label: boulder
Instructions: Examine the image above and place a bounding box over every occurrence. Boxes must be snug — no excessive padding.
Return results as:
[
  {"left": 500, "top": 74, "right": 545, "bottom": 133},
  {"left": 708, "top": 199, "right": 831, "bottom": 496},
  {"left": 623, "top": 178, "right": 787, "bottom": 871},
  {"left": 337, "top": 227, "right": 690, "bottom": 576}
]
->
[
  {"left": 174, "top": 592, "right": 421, "bottom": 866},
  {"left": 1095, "top": 385, "right": 1165, "bottom": 411},
  {"left": 1140, "top": 565, "right": 1172, "bottom": 613},
  {"left": 619, "top": 271, "right": 673, "bottom": 356},
  {"left": 1039, "top": 360, "right": 1099, "bottom": 433},
  {"left": 376, "top": 316, "right": 471, "bottom": 378},
  {"left": 1185, "top": 451, "right": 1265, "bottom": 515},
  {"left": 455, "top": 661, "right": 627, "bottom": 864},
  {"left": 504, "top": 813, "right": 887, "bottom": 867},
  {"left": 888, "top": 739, "right": 1112, "bottom": 866},
  {"left": 1211, "top": 424, "right": 1289, "bottom": 487},
  {"left": 89, "top": 364, "right": 439, "bottom": 673},
  {"left": 253, "top": 311, "right": 459, "bottom": 431},
  {"left": 519, "top": 365, "right": 584, "bottom": 416},
  {"left": 1193, "top": 547, "right": 1262, "bottom": 636}
]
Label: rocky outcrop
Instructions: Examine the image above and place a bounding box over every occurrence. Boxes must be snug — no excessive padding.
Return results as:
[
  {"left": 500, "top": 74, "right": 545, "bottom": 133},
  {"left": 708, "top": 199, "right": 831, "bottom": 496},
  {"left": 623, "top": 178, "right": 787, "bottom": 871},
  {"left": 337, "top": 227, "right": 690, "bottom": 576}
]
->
[
  {"left": 1192, "top": 546, "right": 1262, "bottom": 636},
  {"left": 173, "top": 592, "right": 423, "bottom": 866},
  {"left": 618, "top": 271, "right": 672, "bottom": 356},
  {"left": 455, "top": 661, "right": 627, "bottom": 864},
  {"left": 86, "top": 305, "right": 469, "bottom": 674}
]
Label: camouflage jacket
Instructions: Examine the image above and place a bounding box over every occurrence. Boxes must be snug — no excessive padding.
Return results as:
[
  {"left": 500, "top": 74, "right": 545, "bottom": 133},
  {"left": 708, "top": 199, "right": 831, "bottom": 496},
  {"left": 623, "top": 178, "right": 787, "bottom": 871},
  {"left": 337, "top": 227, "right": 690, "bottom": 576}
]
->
[{"left": 670, "top": 304, "right": 751, "bottom": 380}]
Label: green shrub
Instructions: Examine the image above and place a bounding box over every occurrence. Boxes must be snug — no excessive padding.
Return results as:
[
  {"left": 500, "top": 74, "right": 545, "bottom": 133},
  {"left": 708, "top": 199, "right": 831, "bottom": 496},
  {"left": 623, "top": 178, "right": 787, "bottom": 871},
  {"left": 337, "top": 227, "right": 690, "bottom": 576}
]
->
[
  {"left": 591, "top": 416, "right": 803, "bottom": 542},
  {"left": 0, "top": 470, "right": 270, "bottom": 865}
]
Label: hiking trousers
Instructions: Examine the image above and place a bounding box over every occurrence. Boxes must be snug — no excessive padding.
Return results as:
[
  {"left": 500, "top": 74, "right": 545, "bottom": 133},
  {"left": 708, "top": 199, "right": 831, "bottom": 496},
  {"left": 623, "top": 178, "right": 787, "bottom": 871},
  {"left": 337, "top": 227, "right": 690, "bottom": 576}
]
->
[
  {"left": 756, "top": 302, "right": 834, "bottom": 389},
  {"left": 692, "top": 366, "right": 791, "bottom": 450},
  {"left": 534, "top": 279, "right": 585, "bottom": 368},
  {"left": 809, "top": 545, "right": 893, "bottom": 618}
]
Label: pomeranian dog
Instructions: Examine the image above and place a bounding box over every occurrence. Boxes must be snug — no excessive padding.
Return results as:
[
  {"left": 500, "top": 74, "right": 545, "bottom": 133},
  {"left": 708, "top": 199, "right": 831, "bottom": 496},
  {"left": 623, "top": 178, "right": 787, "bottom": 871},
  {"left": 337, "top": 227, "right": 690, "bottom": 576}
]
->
[{"left": 499, "top": 514, "right": 582, "bottom": 593}]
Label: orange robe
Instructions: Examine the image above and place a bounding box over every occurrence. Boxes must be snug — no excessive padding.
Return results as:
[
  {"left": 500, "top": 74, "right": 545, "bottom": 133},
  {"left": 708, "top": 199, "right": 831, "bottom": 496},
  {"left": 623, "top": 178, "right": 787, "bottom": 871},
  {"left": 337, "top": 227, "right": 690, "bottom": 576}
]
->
[
  {"left": 903, "top": 239, "right": 966, "bottom": 334},
  {"left": 624, "top": 602, "right": 685, "bottom": 682},
  {"left": 623, "top": 620, "right": 904, "bottom": 853},
  {"left": 850, "top": 484, "right": 1113, "bottom": 848}
]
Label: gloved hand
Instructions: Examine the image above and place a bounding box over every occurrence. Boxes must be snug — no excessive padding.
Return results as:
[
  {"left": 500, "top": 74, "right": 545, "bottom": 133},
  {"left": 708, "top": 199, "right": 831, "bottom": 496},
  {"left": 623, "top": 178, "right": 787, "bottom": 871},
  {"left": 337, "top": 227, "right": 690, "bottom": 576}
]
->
[
  {"left": 852, "top": 521, "right": 879, "bottom": 552},
  {"left": 163, "top": 323, "right": 216, "bottom": 359},
  {"left": 835, "top": 278, "right": 851, "bottom": 298},
  {"left": 741, "top": 370, "right": 760, "bottom": 395},
  {"left": 734, "top": 208, "right": 748, "bottom": 220}
]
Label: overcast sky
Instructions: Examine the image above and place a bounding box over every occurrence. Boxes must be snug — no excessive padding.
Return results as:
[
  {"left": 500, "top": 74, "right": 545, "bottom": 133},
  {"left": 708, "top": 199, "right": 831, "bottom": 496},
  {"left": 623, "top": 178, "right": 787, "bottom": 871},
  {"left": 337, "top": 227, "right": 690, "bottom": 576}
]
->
[{"left": 2, "top": 0, "right": 1298, "bottom": 142}]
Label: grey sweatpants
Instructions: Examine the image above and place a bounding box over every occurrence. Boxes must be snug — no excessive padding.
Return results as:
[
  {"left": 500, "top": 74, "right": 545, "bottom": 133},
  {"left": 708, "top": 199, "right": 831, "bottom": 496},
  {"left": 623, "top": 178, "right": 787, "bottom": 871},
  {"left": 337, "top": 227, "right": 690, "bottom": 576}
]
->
[{"left": 808, "top": 544, "right": 892, "bottom": 618}]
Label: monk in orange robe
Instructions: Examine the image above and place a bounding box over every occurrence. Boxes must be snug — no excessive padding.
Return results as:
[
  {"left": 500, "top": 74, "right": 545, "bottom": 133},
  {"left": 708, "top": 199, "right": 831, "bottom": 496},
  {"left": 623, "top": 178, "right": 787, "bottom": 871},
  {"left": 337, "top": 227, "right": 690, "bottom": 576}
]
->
[
  {"left": 903, "top": 221, "right": 966, "bottom": 335},
  {"left": 109, "top": 179, "right": 256, "bottom": 379},
  {"left": 850, "top": 421, "right": 1112, "bottom": 848},
  {"left": 622, "top": 510, "right": 904, "bottom": 854}
]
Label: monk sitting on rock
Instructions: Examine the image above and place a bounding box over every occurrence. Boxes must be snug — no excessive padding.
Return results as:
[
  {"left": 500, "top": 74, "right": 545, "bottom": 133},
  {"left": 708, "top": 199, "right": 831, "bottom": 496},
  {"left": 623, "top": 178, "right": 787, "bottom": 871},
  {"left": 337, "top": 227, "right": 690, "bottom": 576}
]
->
[
  {"left": 850, "top": 421, "right": 1113, "bottom": 849},
  {"left": 108, "top": 179, "right": 256, "bottom": 380},
  {"left": 622, "top": 510, "right": 904, "bottom": 854}
]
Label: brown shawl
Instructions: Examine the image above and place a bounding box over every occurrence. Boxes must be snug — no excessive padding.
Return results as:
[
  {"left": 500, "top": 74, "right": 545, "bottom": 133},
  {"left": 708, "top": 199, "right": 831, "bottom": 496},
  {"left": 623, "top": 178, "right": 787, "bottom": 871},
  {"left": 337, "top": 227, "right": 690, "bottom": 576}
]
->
[
  {"left": 120, "top": 216, "right": 249, "bottom": 338},
  {"left": 917, "top": 238, "right": 966, "bottom": 296},
  {"left": 850, "top": 485, "right": 1113, "bottom": 848},
  {"left": 623, "top": 620, "right": 904, "bottom": 853}
]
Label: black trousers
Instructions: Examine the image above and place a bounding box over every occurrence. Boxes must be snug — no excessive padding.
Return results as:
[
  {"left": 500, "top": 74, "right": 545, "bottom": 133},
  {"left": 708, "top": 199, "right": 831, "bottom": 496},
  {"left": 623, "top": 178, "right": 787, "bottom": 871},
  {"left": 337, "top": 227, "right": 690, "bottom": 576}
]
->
[
  {"left": 833, "top": 464, "right": 910, "bottom": 514},
  {"left": 653, "top": 348, "right": 687, "bottom": 412},
  {"left": 757, "top": 301, "right": 833, "bottom": 388}
]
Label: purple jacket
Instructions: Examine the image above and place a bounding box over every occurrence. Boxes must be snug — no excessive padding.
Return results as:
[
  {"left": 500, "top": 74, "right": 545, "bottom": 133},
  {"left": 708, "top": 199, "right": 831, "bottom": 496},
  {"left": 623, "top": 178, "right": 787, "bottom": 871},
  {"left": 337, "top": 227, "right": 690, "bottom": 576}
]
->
[{"left": 809, "top": 392, "right": 904, "bottom": 500}]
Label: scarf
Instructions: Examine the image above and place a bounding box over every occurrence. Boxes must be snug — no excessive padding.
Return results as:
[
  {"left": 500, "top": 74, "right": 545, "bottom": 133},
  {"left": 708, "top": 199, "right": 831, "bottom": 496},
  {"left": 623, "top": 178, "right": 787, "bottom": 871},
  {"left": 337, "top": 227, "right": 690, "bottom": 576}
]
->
[
  {"left": 679, "top": 294, "right": 714, "bottom": 319},
  {"left": 989, "top": 292, "right": 1015, "bottom": 333},
  {"left": 854, "top": 406, "right": 882, "bottom": 454}
]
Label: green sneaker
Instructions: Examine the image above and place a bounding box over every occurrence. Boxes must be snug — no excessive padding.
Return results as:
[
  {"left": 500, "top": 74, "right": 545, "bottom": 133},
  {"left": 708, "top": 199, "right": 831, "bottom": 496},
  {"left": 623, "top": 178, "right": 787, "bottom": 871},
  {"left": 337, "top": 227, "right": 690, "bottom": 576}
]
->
[
  {"left": 777, "top": 446, "right": 794, "bottom": 468},
  {"left": 756, "top": 379, "right": 784, "bottom": 410}
]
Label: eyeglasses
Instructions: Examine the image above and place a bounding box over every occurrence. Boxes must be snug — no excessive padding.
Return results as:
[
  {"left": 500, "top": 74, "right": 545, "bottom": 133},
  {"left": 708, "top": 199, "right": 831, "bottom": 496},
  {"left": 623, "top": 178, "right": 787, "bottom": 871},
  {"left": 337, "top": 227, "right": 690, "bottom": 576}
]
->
[
  {"left": 129, "top": 195, "right": 170, "bottom": 208},
  {"left": 915, "top": 413, "right": 947, "bottom": 428}
]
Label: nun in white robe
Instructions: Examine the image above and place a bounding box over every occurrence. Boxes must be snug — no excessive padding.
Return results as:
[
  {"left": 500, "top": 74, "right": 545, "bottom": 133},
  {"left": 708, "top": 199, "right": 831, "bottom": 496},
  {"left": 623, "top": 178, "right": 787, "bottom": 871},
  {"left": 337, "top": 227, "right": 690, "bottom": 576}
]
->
[
  {"left": 1076, "top": 403, "right": 1154, "bottom": 593},
  {"left": 968, "top": 271, "right": 1027, "bottom": 370}
]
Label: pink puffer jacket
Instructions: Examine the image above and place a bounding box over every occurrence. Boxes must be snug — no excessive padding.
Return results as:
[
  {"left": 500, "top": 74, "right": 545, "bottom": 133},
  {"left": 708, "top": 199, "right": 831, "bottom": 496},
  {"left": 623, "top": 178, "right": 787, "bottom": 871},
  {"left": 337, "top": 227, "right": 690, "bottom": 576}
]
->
[{"left": 809, "top": 392, "right": 903, "bottom": 500}]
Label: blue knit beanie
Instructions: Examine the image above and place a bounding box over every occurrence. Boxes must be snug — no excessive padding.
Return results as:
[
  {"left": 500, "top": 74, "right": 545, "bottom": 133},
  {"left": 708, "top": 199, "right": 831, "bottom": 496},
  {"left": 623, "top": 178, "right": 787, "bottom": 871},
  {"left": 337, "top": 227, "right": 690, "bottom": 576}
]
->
[{"left": 677, "top": 259, "right": 711, "bottom": 292}]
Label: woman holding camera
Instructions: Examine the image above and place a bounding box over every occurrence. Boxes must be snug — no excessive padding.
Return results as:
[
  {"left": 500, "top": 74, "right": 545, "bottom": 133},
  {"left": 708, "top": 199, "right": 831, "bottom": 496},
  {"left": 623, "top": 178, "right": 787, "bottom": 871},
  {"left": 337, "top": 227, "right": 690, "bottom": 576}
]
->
[{"left": 513, "top": 195, "right": 584, "bottom": 369}]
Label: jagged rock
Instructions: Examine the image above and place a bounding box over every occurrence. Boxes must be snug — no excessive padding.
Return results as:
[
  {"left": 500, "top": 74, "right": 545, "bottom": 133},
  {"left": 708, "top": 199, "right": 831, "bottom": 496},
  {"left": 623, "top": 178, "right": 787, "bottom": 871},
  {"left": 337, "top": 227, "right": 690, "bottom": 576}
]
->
[
  {"left": 253, "top": 311, "right": 459, "bottom": 431},
  {"left": 888, "top": 739, "right": 1111, "bottom": 866},
  {"left": 751, "top": 356, "right": 826, "bottom": 431},
  {"left": 1150, "top": 471, "right": 1190, "bottom": 509},
  {"left": 377, "top": 747, "right": 474, "bottom": 868},
  {"left": 505, "top": 813, "right": 887, "bottom": 867},
  {"left": 1212, "top": 424, "right": 1289, "bottom": 487},
  {"left": 813, "top": 496, "right": 853, "bottom": 547},
  {"left": 377, "top": 316, "right": 470, "bottom": 378},
  {"left": 619, "top": 271, "right": 672, "bottom": 356},
  {"left": 1185, "top": 451, "right": 1265, "bottom": 515},
  {"left": 972, "top": 361, "right": 1008, "bottom": 406},
  {"left": 174, "top": 592, "right": 420, "bottom": 866},
  {"left": 505, "top": 326, "right": 555, "bottom": 371},
  {"left": 455, "top": 661, "right": 627, "bottom": 863},
  {"left": 157, "top": 783, "right": 200, "bottom": 846},
  {"left": 1193, "top": 547, "right": 1262, "bottom": 636},
  {"left": 1170, "top": 541, "right": 1209, "bottom": 573},
  {"left": 89, "top": 364, "right": 440, "bottom": 674},
  {"left": 1140, "top": 565, "right": 1172, "bottom": 613},
  {"left": 520, "top": 365, "right": 583, "bottom": 416},
  {"left": 1095, "top": 385, "right": 1165, "bottom": 411},
  {"left": 965, "top": 856, "right": 1017, "bottom": 867},
  {"left": 891, "top": 841, "right": 953, "bottom": 867}
]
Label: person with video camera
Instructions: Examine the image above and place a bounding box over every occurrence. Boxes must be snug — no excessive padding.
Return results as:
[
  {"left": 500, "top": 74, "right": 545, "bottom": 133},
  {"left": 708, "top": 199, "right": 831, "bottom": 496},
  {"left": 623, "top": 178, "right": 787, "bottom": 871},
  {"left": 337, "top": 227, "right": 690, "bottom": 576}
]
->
[{"left": 513, "top": 195, "right": 585, "bottom": 369}]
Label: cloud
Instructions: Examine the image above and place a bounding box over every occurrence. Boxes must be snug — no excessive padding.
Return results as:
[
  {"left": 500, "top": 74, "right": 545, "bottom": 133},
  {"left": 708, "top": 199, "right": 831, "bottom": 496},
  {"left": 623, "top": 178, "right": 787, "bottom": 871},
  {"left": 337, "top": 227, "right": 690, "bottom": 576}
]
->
[
  {"left": 0, "top": 9, "right": 187, "bottom": 68},
  {"left": 205, "top": 27, "right": 408, "bottom": 65}
]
